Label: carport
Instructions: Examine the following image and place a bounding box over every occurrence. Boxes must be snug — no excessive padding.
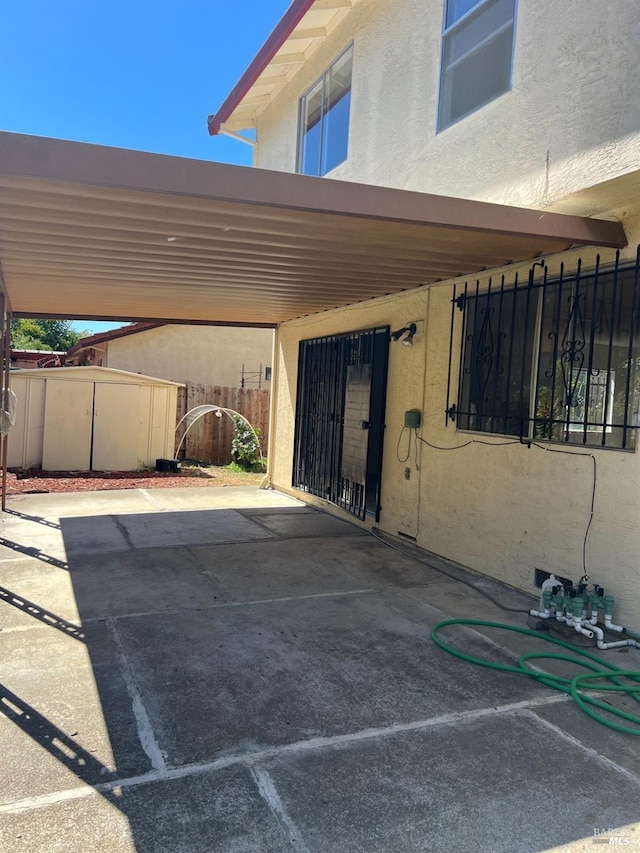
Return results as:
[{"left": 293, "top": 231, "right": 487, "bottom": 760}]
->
[
  {"left": 0, "top": 130, "right": 626, "bottom": 507},
  {"left": 1, "top": 132, "right": 638, "bottom": 852}
]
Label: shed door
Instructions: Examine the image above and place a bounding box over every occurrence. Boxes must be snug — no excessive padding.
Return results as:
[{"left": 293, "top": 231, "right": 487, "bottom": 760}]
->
[
  {"left": 42, "top": 380, "right": 93, "bottom": 471},
  {"left": 92, "top": 384, "right": 141, "bottom": 471}
]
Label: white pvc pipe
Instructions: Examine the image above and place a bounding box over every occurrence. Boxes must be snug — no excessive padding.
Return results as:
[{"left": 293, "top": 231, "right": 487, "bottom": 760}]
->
[
  {"left": 529, "top": 608, "right": 640, "bottom": 650},
  {"left": 573, "top": 622, "right": 595, "bottom": 640},
  {"left": 575, "top": 618, "right": 639, "bottom": 650},
  {"left": 529, "top": 609, "right": 552, "bottom": 619},
  {"left": 175, "top": 405, "right": 263, "bottom": 462},
  {"left": 218, "top": 126, "right": 256, "bottom": 147}
]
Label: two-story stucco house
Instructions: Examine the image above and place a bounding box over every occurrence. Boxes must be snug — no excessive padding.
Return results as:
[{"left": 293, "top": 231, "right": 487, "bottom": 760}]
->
[{"left": 207, "top": 0, "right": 640, "bottom": 629}]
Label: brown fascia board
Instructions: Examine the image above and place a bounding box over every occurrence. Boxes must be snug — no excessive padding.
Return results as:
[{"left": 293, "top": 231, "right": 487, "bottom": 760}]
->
[
  {"left": 207, "top": 0, "right": 316, "bottom": 136},
  {"left": 0, "top": 133, "right": 627, "bottom": 250},
  {"left": 66, "top": 322, "right": 164, "bottom": 358}
]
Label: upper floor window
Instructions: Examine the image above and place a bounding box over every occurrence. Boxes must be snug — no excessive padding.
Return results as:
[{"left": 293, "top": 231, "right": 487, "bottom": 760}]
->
[
  {"left": 297, "top": 45, "right": 353, "bottom": 176},
  {"left": 438, "top": 0, "right": 516, "bottom": 132},
  {"left": 452, "top": 252, "right": 640, "bottom": 450}
]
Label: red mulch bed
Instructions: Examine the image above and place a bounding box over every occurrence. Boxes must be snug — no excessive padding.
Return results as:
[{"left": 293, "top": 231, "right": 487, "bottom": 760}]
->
[{"left": 7, "top": 466, "right": 264, "bottom": 495}]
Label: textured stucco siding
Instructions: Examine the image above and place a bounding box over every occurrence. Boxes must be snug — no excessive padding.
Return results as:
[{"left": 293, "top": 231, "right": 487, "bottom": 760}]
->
[
  {"left": 270, "top": 204, "right": 640, "bottom": 631},
  {"left": 105, "top": 326, "right": 274, "bottom": 389},
  {"left": 255, "top": 0, "right": 640, "bottom": 208}
]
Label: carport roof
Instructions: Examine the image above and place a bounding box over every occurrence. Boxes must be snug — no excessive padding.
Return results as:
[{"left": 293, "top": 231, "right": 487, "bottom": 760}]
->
[{"left": 0, "top": 132, "right": 627, "bottom": 326}]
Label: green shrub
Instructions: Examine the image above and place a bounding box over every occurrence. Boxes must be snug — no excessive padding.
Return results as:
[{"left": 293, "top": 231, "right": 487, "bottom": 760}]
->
[{"left": 230, "top": 415, "right": 264, "bottom": 471}]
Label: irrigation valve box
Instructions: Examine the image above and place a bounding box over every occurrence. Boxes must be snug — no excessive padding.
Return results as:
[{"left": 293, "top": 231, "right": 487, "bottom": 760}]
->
[{"left": 404, "top": 409, "right": 422, "bottom": 430}]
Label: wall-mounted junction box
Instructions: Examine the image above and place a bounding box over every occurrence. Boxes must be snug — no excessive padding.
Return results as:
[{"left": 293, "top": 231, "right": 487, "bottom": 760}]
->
[
  {"left": 404, "top": 409, "right": 421, "bottom": 429},
  {"left": 534, "top": 568, "right": 574, "bottom": 589}
]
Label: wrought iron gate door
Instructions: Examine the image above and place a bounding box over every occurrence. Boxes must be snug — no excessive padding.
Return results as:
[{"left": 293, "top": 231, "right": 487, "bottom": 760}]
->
[{"left": 293, "top": 327, "right": 389, "bottom": 520}]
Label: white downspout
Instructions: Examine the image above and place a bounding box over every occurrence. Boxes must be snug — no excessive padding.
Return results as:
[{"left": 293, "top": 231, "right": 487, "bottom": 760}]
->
[
  {"left": 219, "top": 124, "right": 258, "bottom": 168},
  {"left": 261, "top": 326, "right": 279, "bottom": 490}
]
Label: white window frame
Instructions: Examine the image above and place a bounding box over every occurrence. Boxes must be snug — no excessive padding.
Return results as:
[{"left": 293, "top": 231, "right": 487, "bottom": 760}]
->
[
  {"left": 437, "top": 0, "right": 517, "bottom": 133},
  {"left": 296, "top": 44, "right": 353, "bottom": 177}
]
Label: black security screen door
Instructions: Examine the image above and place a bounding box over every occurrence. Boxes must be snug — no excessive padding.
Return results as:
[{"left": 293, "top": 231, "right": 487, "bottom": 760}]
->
[{"left": 293, "top": 327, "right": 389, "bottom": 520}]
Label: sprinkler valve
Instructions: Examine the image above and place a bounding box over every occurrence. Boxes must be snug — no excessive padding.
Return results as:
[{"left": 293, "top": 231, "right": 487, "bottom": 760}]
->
[{"left": 572, "top": 597, "right": 584, "bottom": 619}]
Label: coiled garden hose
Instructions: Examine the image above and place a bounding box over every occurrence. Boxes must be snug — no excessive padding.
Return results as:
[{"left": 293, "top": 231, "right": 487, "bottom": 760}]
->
[{"left": 431, "top": 619, "right": 640, "bottom": 735}]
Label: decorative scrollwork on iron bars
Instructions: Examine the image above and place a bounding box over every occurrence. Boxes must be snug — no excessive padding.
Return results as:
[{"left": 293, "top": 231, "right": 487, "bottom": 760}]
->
[
  {"left": 559, "top": 291, "right": 587, "bottom": 413},
  {"left": 466, "top": 302, "right": 495, "bottom": 403}
]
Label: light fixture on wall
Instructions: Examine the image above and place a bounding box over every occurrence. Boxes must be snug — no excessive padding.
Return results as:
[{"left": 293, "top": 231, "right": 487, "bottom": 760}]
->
[{"left": 390, "top": 323, "right": 417, "bottom": 347}]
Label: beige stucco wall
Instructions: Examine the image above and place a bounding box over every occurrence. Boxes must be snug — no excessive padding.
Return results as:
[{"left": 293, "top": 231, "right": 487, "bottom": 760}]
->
[
  {"left": 270, "top": 202, "right": 640, "bottom": 631},
  {"left": 103, "top": 326, "right": 274, "bottom": 389},
  {"left": 255, "top": 0, "right": 640, "bottom": 209}
]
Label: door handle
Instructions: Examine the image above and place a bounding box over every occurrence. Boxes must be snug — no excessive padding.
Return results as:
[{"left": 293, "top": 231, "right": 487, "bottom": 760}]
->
[{"left": 359, "top": 420, "right": 371, "bottom": 430}]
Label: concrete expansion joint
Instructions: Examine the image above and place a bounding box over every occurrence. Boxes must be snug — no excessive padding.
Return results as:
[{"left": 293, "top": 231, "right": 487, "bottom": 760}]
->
[
  {"left": 107, "top": 618, "right": 166, "bottom": 773},
  {"left": 110, "top": 515, "right": 136, "bottom": 550},
  {"left": 0, "top": 693, "right": 575, "bottom": 816},
  {"left": 83, "top": 587, "right": 384, "bottom": 624},
  {"left": 137, "top": 488, "right": 167, "bottom": 510},
  {"left": 247, "top": 764, "right": 312, "bottom": 853},
  {"left": 524, "top": 710, "right": 640, "bottom": 789}
]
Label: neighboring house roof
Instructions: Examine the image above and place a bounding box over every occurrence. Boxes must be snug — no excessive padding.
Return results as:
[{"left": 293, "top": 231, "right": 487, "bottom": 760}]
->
[
  {"left": 11, "top": 349, "right": 66, "bottom": 356},
  {"left": 208, "top": 0, "right": 357, "bottom": 135},
  {"left": 11, "top": 349, "right": 65, "bottom": 367},
  {"left": 66, "top": 322, "right": 164, "bottom": 359},
  {"left": 0, "top": 133, "right": 626, "bottom": 326}
]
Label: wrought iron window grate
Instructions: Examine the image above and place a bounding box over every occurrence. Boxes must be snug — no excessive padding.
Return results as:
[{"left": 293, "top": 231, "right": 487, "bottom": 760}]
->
[{"left": 446, "top": 248, "right": 640, "bottom": 449}]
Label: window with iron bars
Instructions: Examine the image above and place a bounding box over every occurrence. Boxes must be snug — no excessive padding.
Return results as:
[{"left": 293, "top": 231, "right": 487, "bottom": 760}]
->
[{"left": 449, "top": 249, "right": 640, "bottom": 450}]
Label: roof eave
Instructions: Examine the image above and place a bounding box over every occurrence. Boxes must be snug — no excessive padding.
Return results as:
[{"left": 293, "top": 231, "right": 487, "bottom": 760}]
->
[
  {"left": 207, "top": 0, "right": 316, "bottom": 136},
  {"left": 67, "top": 322, "right": 164, "bottom": 357}
]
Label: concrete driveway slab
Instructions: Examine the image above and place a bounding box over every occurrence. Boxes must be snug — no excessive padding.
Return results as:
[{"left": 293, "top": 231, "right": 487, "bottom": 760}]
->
[
  {"left": 118, "top": 508, "right": 274, "bottom": 549},
  {"left": 115, "top": 590, "right": 547, "bottom": 768},
  {"left": 6, "top": 489, "right": 156, "bottom": 519},
  {"left": 1, "top": 765, "right": 293, "bottom": 853},
  {"left": 0, "top": 626, "right": 152, "bottom": 800},
  {"left": 187, "top": 535, "right": 431, "bottom": 602},
  {"left": 139, "top": 485, "right": 305, "bottom": 511},
  {"left": 262, "top": 712, "right": 640, "bottom": 853},
  {"left": 66, "top": 547, "right": 228, "bottom": 619},
  {"left": 531, "top": 698, "right": 640, "bottom": 778},
  {"left": 0, "top": 521, "right": 69, "bottom": 564},
  {"left": 0, "top": 558, "right": 80, "bottom": 628},
  {"left": 59, "top": 515, "right": 130, "bottom": 560},
  {"left": 187, "top": 537, "right": 383, "bottom": 602},
  {"left": 2, "top": 487, "right": 639, "bottom": 853},
  {"left": 242, "top": 509, "right": 368, "bottom": 539}
]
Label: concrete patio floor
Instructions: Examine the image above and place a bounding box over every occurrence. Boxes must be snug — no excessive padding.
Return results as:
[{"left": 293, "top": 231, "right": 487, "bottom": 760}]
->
[{"left": 1, "top": 486, "right": 639, "bottom": 853}]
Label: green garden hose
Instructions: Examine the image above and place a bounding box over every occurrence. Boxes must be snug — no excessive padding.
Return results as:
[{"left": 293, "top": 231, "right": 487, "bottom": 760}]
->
[{"left": 431, "top": 619, "right": 640, "bottom": 735}]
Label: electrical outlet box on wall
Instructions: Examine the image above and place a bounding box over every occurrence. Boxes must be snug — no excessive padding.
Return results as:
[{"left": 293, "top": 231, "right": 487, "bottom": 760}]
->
[{"left": 404, "top": 409, "right": 421, "bottom": 429}]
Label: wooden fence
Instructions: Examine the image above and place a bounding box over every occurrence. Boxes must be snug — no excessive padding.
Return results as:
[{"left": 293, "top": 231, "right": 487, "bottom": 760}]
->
[{"left": 175, "top": 384, "right": 270, "bottom": 465}]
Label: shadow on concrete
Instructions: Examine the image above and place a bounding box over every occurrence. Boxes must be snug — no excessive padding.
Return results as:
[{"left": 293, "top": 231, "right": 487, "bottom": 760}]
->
[
  {"left": 0, "top": 586, "right": 85, "bottom": 640},
  {"left": 1, "top": 502, "right": 312, "bottom": 851},
  {"left": 2, "top": 496, "right": 639, "bottom": 852},
  {"left": 0, "top": 537, "right": 68, "bottom": 569},
  {"left": 3, "top": 508, "right": 61, "bottom": 529},
  {"left": 0, "top": 683, "right": 117, "bottom": 786}
]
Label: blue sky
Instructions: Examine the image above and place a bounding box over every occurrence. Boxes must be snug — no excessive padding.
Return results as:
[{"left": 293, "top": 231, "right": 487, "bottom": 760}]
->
[{"left": 1, "top": 0, "right": 292, "bottom": 335}]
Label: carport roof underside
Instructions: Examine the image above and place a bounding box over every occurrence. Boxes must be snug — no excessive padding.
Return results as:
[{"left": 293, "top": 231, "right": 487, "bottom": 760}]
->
[{"left": 0, "top": 132, "right": 627, "bottom": 326}]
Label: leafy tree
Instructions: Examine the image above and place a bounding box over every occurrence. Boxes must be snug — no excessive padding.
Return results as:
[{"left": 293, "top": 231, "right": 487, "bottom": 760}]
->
[{"left": 10, "top": 319, "right": 87, "bottom": 351}]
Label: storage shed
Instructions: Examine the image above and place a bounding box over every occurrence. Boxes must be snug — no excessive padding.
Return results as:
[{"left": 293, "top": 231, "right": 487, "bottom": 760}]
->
[{"left": 8, "top": 367, "right": 183, "bottom": 472}]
